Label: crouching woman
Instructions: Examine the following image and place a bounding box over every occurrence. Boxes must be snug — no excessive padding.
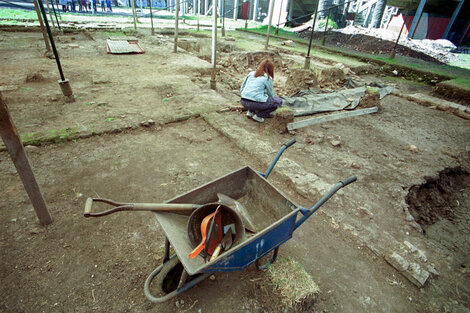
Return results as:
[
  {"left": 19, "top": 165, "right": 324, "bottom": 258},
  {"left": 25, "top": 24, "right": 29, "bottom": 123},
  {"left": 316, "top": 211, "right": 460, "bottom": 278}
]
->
[{"left": 240, "top": 59, "right": 282, "bottom": 123}]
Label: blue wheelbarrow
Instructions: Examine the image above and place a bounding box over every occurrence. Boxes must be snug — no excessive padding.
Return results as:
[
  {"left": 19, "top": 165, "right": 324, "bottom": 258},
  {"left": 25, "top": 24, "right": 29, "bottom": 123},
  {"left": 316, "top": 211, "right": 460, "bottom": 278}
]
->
[{"left": 84, "top": 139, "right": 356, "bottom": 302}]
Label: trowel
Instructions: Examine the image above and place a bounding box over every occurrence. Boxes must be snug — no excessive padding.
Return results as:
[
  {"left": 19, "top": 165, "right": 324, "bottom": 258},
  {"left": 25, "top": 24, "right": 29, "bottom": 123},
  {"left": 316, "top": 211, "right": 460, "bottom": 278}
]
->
[{"left": 217, "top": 193, "right": 258, "bottom": 233}]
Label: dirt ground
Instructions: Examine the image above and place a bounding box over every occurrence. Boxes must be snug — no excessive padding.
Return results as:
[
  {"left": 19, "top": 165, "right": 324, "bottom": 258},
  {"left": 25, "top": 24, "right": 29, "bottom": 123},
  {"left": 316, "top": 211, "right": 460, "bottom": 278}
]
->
[{"left": 1, "top": 28, "right": 470, "bottom": 313}]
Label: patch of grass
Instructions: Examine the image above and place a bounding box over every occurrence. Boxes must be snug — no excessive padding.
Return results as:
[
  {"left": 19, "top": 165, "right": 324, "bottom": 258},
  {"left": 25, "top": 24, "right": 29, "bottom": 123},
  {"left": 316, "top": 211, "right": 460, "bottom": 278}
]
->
[
  {"left": 244, "top": 25, "right": 297, "bottom": 39},
  {"left": 20, "top": 127, "right": 77, "bottom": 145},
  {"left": 0, "top": 9, "right": 38, "bottom": 20},
  {"left": 265, "top": 257, "right": 319, "bottom": 310},
  {"left": 442, "top": 77, "right": 470, "bottom": 90},
  {"left": 105, "top": 117, "right": 115, "bottom": 122}
]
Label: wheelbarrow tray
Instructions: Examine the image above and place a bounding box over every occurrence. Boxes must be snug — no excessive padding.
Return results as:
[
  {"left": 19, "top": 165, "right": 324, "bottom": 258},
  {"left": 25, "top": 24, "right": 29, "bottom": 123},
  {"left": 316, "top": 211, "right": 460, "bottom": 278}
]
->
[{"left": 154, "top": 166, "right": 301, "bottom": 276}]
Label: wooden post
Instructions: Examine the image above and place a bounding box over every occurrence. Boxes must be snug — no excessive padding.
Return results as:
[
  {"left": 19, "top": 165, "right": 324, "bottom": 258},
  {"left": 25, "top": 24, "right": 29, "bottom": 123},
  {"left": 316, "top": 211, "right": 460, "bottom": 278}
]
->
[
  {"left": 210, "top": 0, "right": 217, "bottom": 89},
  {"left": 149, "top": 0, "right": 155, "bottom": 35},
  {"left": 174, "top": 0, "right": 179, "bottom": 52},
  {"left": 0, "top": 92, "right": 52, "bottom": 226},
  {"left": 45, "top": 0, "right": 55, "bottom": 28},
  {"left": 32, "top": 0, "right": 52, "bottom": 53},
  {"left": 264, "top": 0, "right": 275, "bottom": 50},
  {"left": 197, "top": 0, "right": 200, "bottom": 30},
  {"left": 131, "top": 0, "right": 137, "bottom": 29},
  {"left": 252, "top": 0, "right": 257, "bottom": 20}
]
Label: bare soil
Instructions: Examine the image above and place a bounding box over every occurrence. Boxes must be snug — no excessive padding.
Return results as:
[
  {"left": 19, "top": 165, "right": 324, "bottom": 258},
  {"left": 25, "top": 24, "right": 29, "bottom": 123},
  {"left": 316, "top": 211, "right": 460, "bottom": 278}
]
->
[{"left": 1, "top": 28, "right": 470, "bottom": 313}]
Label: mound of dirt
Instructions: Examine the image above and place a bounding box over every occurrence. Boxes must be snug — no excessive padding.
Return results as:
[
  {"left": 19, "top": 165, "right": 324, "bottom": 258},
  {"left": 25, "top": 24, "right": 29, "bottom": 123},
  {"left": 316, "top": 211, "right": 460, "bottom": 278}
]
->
[
  {"left": 284, "top": 68, "right": 318, "bottom": 94},
  {"left": 25, "top": 72, "right": 46, "bottom": 82},
  {"left": 358, "top": 88, "right": 380, "bottom": 109}
]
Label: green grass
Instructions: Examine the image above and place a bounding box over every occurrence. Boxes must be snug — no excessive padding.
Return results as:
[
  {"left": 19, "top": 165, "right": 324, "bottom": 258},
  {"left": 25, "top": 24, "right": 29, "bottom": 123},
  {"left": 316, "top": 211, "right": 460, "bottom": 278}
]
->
[
  {"left": 20, "top": 128, "right": 77, "bottom": 145},
  {"left": 244, "top": 25, "right": 298, "bottom": 39},
  {"left": 0, "top": 8, "right": 38, "bottom": 20},
  {"left": 442, "top": 77, "right": 470, "bottom": 89}
]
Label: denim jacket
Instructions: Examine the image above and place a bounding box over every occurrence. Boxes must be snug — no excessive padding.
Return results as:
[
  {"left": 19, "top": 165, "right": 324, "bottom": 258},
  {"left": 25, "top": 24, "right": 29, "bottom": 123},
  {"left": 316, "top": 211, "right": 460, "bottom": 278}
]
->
[{"left": 240, "top": 72, "right": 276, "bottom": 103}]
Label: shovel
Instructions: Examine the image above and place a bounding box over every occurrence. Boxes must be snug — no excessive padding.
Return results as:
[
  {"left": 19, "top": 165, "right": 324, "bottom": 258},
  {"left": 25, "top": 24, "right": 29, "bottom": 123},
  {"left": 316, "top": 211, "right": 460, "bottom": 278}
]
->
[
  {"left": 84, "top": 198, "right": 202, "bottom": 217},
  {"left": 209, "top": 228, "right": 233, "bottom": 261},
  {"left": 217, "top": 193, "right": 258, "bottom": 233}
]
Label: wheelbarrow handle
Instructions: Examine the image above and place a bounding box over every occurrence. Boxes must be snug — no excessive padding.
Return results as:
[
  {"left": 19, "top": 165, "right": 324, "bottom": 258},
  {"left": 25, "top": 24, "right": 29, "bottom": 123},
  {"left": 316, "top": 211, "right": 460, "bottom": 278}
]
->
[
  {"left": 294, "top": 176, "right": 357, "bottom": 230},
  {"left": 84, "top": 198, "right": 200, "bottom": 217},
  {"left": 262, "top": 139, "right": 297, "bottom": 179}
]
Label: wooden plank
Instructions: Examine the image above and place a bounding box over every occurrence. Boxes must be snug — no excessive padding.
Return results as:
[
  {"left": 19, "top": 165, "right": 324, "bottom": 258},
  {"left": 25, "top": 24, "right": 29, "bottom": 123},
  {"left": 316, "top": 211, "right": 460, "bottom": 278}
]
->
[
  {"left": 287, "top": 107, "right": 379, "bottom": 130},
  {"left": 0, "top": 92, "right": 52, "bottom": 225}
]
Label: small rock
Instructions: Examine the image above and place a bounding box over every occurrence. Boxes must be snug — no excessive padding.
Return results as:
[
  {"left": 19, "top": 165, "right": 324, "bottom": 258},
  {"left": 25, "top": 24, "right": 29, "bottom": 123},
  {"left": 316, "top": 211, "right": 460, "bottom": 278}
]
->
[
  {"left": 408, "top": 145, "right": 418, "bottom": 153},
  {"left": 392, "top": 70, "right": 399, "bottom": 76},
  {"left": 140, "top": 121, "right": 149, "bottom": 127},
  {"left": 350, "top": 161, "right": 360, "bottom": 169},
  {"left": 68, "top": 43, "right": 80, "bottom": 49},
  {"left": 330, "top": 140, "right": 341, "bottom": 147},
  {"left": 383, "top": 152, "right": 388, "bottom": 157},
  {"left": 224, "top": 36, "right": 235, "bottom": 41},
  {"left": 281, "top": 40, "right": 295, "bottom": 47},
  {"left": 357, "top": 207, "right": 373, "bottom": 218},
  {"left": 25, "top": 145, "right": 39, "bottom": 151},
  {"left": 209, "top": 275, "right": 215, "bottom": 281},
  {"left": 404, "top": 241, "right": 418, "bottom": 253},
  {"left": 10, "top": 218, "right": 17, "bottom": 222},
  {"left": 148, "top": 119, "right": 155, "bottom": 126},
  {"left": 175, "top": 300, "right": 180, "bottom": 307}
]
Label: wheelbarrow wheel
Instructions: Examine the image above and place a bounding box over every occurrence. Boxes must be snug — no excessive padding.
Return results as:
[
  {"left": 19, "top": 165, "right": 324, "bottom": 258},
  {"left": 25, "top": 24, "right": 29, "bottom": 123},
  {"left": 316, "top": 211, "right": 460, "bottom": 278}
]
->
[{"left": 156, "top": 257, "right": 185, "bottom": 294}]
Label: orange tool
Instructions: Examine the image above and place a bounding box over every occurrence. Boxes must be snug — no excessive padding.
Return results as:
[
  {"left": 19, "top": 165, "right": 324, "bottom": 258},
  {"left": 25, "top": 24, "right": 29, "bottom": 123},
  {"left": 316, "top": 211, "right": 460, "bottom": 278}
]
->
[{"left": 189, "top": 208, "right": 222, "bottom": 259}]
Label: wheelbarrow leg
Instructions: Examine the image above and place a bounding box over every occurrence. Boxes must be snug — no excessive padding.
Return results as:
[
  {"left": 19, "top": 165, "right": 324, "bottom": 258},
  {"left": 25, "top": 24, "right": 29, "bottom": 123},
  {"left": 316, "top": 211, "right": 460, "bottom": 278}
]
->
[
  {"left": 178, "top": 270, "right": 189, "bottom": 288},
  {"left": 163, "top": 237, "right": 170, "bottom": 263},
  {"left": 256, "top": 247, "right": 279, "bottom": 270}
]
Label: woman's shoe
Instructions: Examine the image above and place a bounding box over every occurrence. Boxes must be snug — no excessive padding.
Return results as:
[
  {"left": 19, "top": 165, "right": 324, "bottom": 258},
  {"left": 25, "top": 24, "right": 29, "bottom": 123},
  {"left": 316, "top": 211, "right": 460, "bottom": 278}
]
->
[
  {"left": 252, "top": 114, "right": 265, "bottom": 123},
  {"left": 246, "top": 110, "right": 254, "bottom": 118}
]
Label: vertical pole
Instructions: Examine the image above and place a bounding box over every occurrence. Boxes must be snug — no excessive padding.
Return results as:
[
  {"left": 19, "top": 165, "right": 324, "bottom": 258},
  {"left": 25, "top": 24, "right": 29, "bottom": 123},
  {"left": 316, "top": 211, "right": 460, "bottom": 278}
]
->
[
  {"left": 37, "top": 0, "right": 73, "bottom": 97},
  {"left": 275, "top": 0, "right": 283, "bottom": 35},
  {"left": 390, "top": 1, "right": 414, "bottom": 60},
  {"left": 32, "top": 0, "right": 52, "bottom": 53},
  {"left": 0, "top": 93, "right": 53, "bottom": 226},
  {"left": 139, "top": 0, "right": 143, "bottom": 16},
  {"left": 443, "top": 0, "right": 465, "bottom": 39},
  {"left": 252, "top": 0, "right": 257, "bottom": 20},
  {"left": 192, "top": 0, "right": 195, "bottom": 14},
  {"left": 45, "top": 0, "right": 55, "bottom": 28},
  {"left": 149, "top": 0, "right": 155, "bottom": 35},
  {"left": 222, "top": 0, "right": 225, "bottom": 36},
  {"left": 132, "top": 0, "right": 137, "bottom": 29},
  {"left": 408, "top": 0, "right": 426, "bottom": 38},
  {"left": 182, "top": 0, "right": 185, "bottom": 23},
  {"left": 210, "top": 0, "right": 217, "bottom": 90},
  {"left": 264, "top": 0, "right": 275, "bottom": 50},
  {"left": 304, "top": 0, "right": 320, "bottom": 69},
  {"left": 174, "top": 0, "right": 179, "bottom": 52},
  {"left": 204, "top": 0, "right": 208, "bottom": 16},
  {"left": 233, "top": 0, "right": 238, "bottom": 20},
  {"left": 321, "top": 7, "right": 330, "bottom": 46},
  {"left": 50, "top": 0, "right": 61, "bottom": 30},
  {"left": 218, "top": 0, "right": 222, "bottom": 22},
  {"left": 197, "top": 0, "right": 200, "bottom": 30}
]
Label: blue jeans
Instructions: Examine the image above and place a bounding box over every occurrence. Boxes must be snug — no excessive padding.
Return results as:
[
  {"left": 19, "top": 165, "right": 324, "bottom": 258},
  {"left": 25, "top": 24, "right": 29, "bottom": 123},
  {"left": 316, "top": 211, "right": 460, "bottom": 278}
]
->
[{"left": 241, "top": 96, "right": 282, "bottom": 118}]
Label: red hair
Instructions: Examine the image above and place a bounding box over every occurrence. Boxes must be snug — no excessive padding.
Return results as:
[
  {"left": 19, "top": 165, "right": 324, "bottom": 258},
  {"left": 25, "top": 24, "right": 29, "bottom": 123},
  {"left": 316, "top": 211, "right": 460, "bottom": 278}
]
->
[{"left": 254, "top": 59, "right": 274, "bottom": 79}]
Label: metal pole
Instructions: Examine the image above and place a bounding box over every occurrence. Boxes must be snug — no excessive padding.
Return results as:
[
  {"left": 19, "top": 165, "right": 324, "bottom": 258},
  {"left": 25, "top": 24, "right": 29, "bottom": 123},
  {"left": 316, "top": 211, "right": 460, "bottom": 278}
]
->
[
  {"left": 222, "top": 0, "right": 225, "bottom": 36},
  {"left": 174, "top": 0, "right": 179, "bottom": 52},
  {"left": 252, "top": 0, "right": 257, "bottom": 20},
  {"left": 408, "top": 0, "right": 426, "bottom": 39},
  {"left": 321, "top": 7, "right": 330, "bottom": 46},
  {"left": 32, "top": 0, "right": 52, "bottom": 53},
  {"left": 149, "top": 0, "right": 155, "bottom": 35},
  {"left": 264, "top": 0, "right": 275, "bottom": 50},
  {"left": 139, "top": 0, "right": 143, "bottom": 16},
  {"left": 275, "top": 0, "right": 283, "bottom": 35},
  {"left": 132, "top": 0, "right": 137, "bottom": 29},
  {"left": 50, "top": 0, "right": 61, "bottom": 30},
  {"left": 304, "top": 0, "right": 319, "bottom": 69},
  {"left": 210, "top": 0, "right": 217, "bottom": 89},
  {"left": 0, "top": 93, "right": 53, "bottom": 226},
  {"left": 390, "top": 1, "right": 415, "bottom": 60},
  {"left": 37, "top": 0, "right": 73, "bottom": 97},
  {"left": 233, "top": 0, "right": 238, "bottom": 20},
  {"left": 443, "top": 0, "right": 465, "bottom": 39},
  {"left": 197, "top": 0, "right": 200, "bottom": 30}
]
